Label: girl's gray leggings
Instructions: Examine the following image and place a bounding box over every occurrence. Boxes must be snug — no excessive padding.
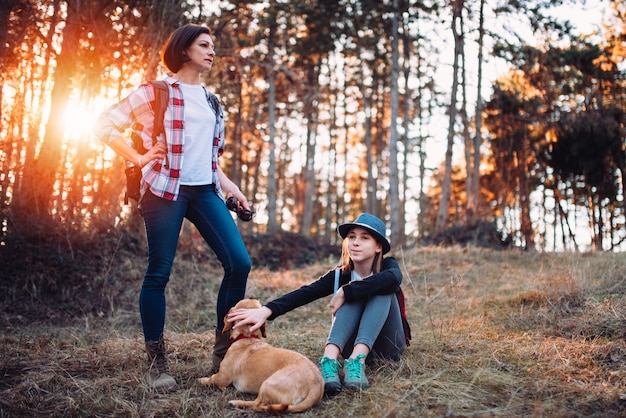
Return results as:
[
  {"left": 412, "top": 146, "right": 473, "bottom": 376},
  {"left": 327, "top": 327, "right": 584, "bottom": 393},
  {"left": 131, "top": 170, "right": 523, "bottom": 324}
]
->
[{"left": 327, "top": 292, "right": 406, "bottom": 362}]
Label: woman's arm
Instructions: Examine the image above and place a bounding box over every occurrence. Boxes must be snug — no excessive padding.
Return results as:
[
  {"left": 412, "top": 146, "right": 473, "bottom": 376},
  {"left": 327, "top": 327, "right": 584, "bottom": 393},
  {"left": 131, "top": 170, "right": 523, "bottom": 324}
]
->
[
  {"left": 93, "top": 84, "right": 166, "bottom": 166},
  {"left": 107, "top": 137, "right": 166, "bottom": 168},
  {"left": 217, "top": 165, "right": 250, "bottom": 211}
]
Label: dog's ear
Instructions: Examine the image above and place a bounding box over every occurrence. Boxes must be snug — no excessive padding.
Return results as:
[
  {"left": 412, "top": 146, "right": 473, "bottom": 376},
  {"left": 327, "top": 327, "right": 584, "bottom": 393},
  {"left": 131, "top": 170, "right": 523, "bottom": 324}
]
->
[
  {"left": 222, "top": 321, "right": 233, "bottom": 333},
  {"left": 222, "top": 309, "right": 234, "bottom": 333}
]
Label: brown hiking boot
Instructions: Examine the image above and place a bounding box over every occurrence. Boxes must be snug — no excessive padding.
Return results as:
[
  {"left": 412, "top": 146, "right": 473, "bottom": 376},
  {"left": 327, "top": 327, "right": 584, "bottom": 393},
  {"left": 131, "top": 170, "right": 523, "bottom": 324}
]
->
[
  {"left": 210, "top": 328, "right": 231, "bottom": 374},
  {"left": 145, "top": 334, "right": 178, "bottom": 393}
]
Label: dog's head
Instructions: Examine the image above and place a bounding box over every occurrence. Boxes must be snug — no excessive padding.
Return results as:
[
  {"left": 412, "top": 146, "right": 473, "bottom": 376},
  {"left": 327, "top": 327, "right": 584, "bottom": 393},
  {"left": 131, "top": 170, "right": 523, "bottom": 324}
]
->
[{"left": 222, "top": 298, "right": 267, "bottom": 339}]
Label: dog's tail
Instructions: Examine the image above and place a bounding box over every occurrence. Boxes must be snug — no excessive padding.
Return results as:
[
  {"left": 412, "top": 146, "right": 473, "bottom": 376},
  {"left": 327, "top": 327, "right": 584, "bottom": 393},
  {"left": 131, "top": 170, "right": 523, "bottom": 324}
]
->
[
  {"left": 228, "top": 400, "right": 289, "bottom": 413},
  {"left": 265, "top": 404, "right": 290, "bottom": 413},
  {"left": 284, "top": 393, "right": 323, "bottom": 413}
]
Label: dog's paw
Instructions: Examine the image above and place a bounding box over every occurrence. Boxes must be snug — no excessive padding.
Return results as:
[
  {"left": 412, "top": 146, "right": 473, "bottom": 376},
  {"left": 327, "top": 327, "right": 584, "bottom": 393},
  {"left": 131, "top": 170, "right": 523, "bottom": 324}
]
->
[
  {"left": 228, "top": 400, "right": 249, "bottom": 409},
  {"left": 198, "top": 375, "right": 228, "bottom": 390}
]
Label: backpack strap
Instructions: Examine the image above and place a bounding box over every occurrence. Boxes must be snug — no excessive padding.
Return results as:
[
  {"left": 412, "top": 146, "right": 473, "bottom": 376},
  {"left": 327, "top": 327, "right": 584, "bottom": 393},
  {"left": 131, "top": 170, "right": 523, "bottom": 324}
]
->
[
  {"left": 397, "top": 288, "right": 412, "bottom": 346},
  {"left": 141, "top": 80, "right": 170, "bottom": 168},
  {"left": 206, "top": 92, "right": 222, "bottom": 117},
  {"left": 130, "top": 80, "right": 169, "bottom": 156},
  {"left": 333, "top": 269, "right": 340, "bottom": 294},
  {"left": 151, "top": 80, "right": 169, "bottom": 147}
]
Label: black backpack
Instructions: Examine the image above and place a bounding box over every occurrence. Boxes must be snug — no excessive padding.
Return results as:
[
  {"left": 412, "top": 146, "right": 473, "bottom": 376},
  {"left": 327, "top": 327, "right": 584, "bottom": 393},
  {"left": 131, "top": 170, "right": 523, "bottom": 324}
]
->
[{"left": 123, "top": 81, "right": 170, "bottom": 204}]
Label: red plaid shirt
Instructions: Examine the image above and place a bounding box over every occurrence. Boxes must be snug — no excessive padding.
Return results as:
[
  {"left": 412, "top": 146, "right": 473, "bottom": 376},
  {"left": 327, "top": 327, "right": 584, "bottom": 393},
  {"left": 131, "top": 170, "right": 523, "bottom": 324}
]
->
[{"left": 94, "top": 77, "right": 225, "bottom": 201}]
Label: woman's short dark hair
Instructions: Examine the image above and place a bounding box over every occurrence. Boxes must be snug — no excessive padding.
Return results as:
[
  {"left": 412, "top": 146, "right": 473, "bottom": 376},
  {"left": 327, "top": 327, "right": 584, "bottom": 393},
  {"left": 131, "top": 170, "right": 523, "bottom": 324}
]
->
[{"left": 161, "top": 24, "right": 211, "bottom": 73}]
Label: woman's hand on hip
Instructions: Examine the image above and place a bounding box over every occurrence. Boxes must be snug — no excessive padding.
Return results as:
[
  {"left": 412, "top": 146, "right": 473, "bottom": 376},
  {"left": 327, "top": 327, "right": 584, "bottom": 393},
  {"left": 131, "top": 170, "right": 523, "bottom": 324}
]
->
[{"left": 142, "top": 142, "right": 167, "bottom": 167}]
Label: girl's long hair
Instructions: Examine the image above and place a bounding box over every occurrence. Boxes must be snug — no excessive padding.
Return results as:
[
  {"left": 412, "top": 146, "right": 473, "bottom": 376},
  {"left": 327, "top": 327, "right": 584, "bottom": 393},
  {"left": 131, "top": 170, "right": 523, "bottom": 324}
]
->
[{"left": 339, "top": 235, "right": 383, "bottom": 274}]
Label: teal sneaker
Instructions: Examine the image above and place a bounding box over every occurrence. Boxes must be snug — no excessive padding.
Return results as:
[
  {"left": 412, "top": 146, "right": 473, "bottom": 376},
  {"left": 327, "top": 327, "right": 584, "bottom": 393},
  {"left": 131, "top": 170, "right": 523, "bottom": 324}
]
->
[
  {"left": 318, "top": 356, "right": 342, "bottom": 395},
  {"left": 343, "top": 353, "right": 369, "bottom": 390}
]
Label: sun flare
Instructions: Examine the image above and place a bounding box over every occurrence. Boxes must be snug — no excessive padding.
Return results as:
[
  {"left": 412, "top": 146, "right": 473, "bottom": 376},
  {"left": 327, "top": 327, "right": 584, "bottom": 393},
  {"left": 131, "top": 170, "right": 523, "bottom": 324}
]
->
[{"left": 62, "top": 99, "right": 102, "bottom": 142}]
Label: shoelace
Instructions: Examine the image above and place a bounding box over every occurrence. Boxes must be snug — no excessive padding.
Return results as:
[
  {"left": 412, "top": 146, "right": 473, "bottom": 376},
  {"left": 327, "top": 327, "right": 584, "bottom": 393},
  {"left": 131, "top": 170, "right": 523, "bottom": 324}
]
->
[
  {"left": 155, "top": 339, "right": 170, "bottom": 373},
  {"left": 320, "top": 358, "right": 339, "bottom": 379},
  {"left": 156, "top": 353, "right": 170, "bottom": 374},
  {"left": 345, "top": 359, "right": 363, "bottom": 379}
]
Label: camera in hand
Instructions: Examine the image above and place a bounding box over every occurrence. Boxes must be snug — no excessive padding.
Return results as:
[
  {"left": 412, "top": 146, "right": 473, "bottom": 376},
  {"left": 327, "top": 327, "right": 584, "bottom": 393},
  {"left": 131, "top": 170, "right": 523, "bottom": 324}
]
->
[{"left": 226, "top": 196, "right": 254, "bottom": 222}]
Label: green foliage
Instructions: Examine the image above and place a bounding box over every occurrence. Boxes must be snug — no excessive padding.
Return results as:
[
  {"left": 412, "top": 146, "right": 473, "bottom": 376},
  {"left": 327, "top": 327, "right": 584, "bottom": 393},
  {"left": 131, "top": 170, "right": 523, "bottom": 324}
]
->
[
  {"left": 485, "top": 30, "right": 625, "bottom": 250},
  {"left": 550, "top": 109, "right": 625, "bottom": 199}
]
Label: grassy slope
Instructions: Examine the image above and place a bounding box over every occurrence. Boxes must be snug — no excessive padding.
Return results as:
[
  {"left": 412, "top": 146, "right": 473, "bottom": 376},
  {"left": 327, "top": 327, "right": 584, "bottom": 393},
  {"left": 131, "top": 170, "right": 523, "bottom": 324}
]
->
[{"left": 2, "top": 236, "right": 626, "bottom": 417}]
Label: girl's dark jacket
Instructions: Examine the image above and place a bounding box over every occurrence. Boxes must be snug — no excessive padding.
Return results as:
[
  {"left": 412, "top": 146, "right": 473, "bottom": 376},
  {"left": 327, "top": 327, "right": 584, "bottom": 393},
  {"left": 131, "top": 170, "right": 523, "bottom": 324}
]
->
[{"left": 264, "top": 256, "right": 402, "bottom": 321}]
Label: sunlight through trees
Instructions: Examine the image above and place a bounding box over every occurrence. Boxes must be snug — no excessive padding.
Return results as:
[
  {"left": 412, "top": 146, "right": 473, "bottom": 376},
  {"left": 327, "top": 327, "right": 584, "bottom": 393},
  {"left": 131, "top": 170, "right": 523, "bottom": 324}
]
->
[{"left": 0, "top": 0, "right": 624, "bottom": 251}]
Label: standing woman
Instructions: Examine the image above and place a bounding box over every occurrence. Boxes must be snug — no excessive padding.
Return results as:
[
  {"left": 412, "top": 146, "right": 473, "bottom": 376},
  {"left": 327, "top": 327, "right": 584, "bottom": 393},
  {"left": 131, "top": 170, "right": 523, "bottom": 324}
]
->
[
  {"left": 93, "top": 24, "right": 251, "bottom": 392},
  {"left": 227, "top": 213, "right": 407, "bottom": 394}
]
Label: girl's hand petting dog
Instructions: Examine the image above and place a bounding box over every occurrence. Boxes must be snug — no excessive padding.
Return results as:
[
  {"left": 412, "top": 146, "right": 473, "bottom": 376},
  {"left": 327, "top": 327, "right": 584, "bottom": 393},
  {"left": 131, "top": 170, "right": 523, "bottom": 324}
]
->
[{"left": 228, "top": 306, "right": 272, "bottom": 332}]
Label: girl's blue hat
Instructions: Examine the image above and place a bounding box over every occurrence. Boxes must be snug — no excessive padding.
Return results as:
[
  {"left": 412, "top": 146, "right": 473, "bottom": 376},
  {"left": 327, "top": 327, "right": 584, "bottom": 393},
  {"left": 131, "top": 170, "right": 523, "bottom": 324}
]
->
[{"left": 338, "top": 213, "right": 391, "bottom": 254}]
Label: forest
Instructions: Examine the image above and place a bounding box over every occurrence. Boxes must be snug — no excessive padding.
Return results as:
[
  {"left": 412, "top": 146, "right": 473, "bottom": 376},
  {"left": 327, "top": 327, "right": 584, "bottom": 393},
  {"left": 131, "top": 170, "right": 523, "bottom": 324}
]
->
[
  {"left": 2, "top": 1, "right": 626, "bottom": 417},
  {"left": 0, "top": 0, "right": 625, "bottom": 251}
]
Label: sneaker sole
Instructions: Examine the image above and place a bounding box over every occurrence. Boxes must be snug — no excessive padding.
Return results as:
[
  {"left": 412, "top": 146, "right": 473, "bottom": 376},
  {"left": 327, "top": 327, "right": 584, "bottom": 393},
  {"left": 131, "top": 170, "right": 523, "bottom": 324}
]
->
[
  {"left": 343, "top": 382, "right": 370, "bottom": 391},
  {"left": 324, "top": 381, "right": 343, "bottom": 395}
]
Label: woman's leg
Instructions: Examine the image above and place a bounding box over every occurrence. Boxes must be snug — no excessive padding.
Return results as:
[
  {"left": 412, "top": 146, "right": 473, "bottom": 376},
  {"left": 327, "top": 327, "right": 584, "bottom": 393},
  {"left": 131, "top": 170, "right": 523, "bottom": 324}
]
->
[
  {"left": 326, "top": 299, "right": 366, "bottom": 357},
  {"left": 353, "top": 294, "right": 393, "bottom": 351},
  {"left": 369, "top": 294, "right": 406, "bottom": 361},
  {"left": 139, "top": 190, "right": 187, "bottom": 342},
  {"left": 333, "top": 295, "right": 393, "bottom": 391},
  {"left": 331, "top": 294, "right": 405, "bottom": 362},
  {"left": 320, "top": 307, "right": 364, "bottom": 395},
  {"left": 184, "top": 185, "right": 250, "bottom": 330},
  {"left": 326, "top": 295, "right": 391, "bottom": 360}
]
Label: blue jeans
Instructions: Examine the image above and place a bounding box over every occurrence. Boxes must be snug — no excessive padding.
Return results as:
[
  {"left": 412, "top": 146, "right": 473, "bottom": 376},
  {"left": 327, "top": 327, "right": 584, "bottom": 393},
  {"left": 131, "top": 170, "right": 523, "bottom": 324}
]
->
[
  {"left": 327, "top": 293, "right": 406, "bottom": 362},
  {"left": 139, "top": 185, "right": 250, "bottom": 342}
]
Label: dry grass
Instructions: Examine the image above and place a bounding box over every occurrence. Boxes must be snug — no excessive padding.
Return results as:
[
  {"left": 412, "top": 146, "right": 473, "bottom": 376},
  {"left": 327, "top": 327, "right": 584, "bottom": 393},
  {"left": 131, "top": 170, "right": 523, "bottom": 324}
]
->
[{"left": 3, "top": 246, "right": 626, "bottom": 417}]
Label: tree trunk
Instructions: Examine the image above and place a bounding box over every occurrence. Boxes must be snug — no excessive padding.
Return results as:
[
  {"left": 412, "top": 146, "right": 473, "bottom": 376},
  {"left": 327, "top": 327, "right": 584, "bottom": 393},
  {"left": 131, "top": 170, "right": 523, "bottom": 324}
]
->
[
  {"left": 518, "top": 142, "right": 534, "bottom": 249},
  {"left": 266, "top": 19, "right": 279, "bottom": 234},
  {"left": 402, "top": 14, "right": 412, "bottom": 243},
  {"left": 460, "top": 9, "right": 473, "bottom": 223},
  {"left": 468, "top": 0, "right": 486, "bottom": 223},
  {"left": 358, "top": 52, "right": 376, "bottom": 216},
  {"left": 436, "top": 0, "right": 463, "bottom": 232},
  {"left": 324, "top": 56, "right": 340, "bottom": 244},
  {"left": 300, "top": 65, "right": 319, "bottom": 236},
  {"left": 388, "top": 0, "right": 401, "bottom": 248}
]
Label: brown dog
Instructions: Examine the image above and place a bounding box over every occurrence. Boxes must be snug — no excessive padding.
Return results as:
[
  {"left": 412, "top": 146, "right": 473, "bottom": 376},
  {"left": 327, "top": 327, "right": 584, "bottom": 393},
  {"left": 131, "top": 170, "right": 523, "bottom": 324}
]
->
[{"left": 198, "top": 299, "right": 324, "bottom": 413}]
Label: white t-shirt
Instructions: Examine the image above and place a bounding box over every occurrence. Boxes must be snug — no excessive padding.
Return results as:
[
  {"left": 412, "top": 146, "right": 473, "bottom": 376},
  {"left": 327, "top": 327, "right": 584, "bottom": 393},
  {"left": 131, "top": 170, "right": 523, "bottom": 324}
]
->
[
  {"left": 351, "top": 270, "right": 371, "bottom": 282},
  {"left": 179, "top": 83, "right": 215, "bottom": 185}
]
